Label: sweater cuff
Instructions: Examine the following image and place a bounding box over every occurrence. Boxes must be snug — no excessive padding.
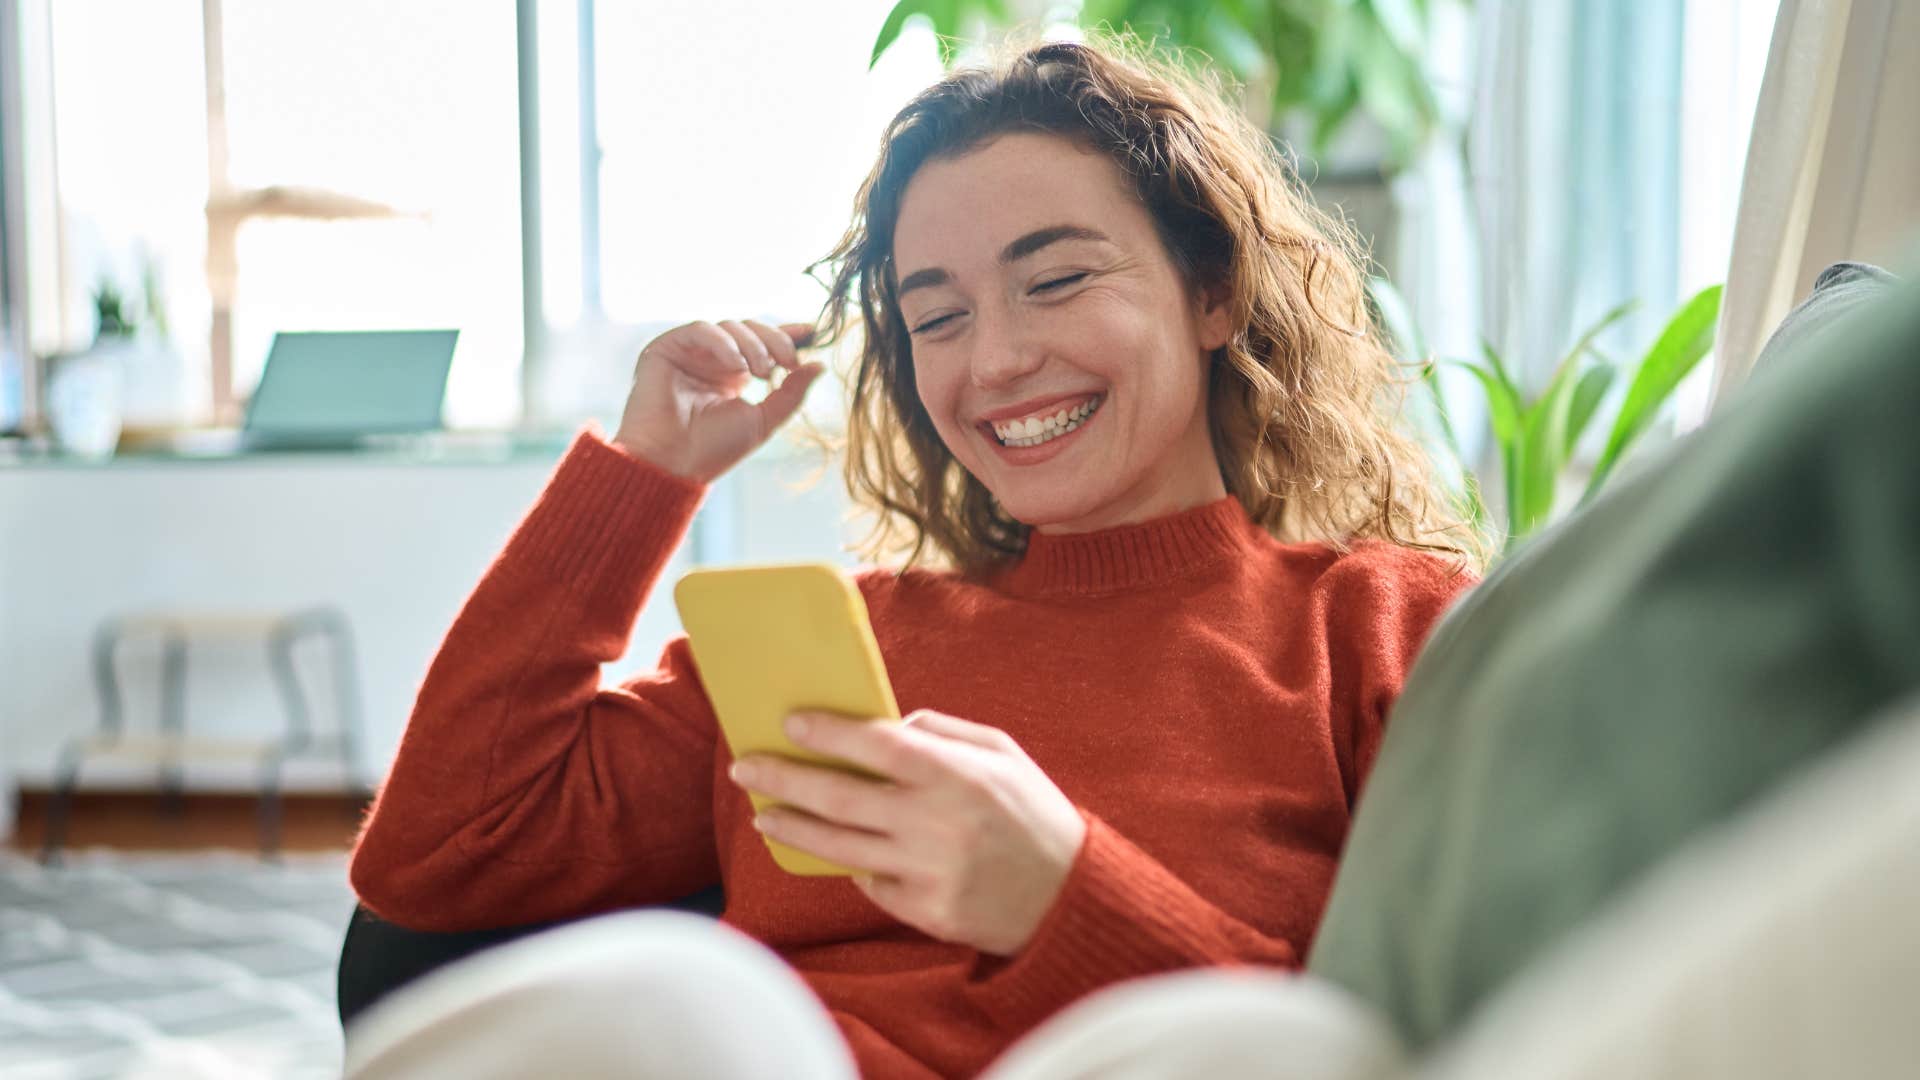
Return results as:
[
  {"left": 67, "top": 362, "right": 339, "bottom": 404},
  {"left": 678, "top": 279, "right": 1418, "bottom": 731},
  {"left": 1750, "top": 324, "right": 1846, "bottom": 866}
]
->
[
  {"left": 510, "top": 421, "right": 708, "bottom": 588},
  {"left": 961, "top": 808, "right": 1256, "bottom": 1033}
]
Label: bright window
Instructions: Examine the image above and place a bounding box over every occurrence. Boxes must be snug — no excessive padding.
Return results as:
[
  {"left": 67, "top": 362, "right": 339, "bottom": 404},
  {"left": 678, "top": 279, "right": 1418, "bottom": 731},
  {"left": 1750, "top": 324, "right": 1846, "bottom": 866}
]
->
[
  {"left": 531, "top": 0, "right": 944, "bottom": 435},
  {"left": 44, "top": 0, "right": 523, "bottom": 429},
  {"left": 219, "top": 0, "right": 522, "bottom": 429}
]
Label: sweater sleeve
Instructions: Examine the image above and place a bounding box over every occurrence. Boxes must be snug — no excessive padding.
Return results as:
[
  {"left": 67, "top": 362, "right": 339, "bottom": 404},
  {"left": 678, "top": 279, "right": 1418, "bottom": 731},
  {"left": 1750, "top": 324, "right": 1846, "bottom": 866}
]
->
[
  {"left": 961, "top": 807, "right": 1301, "bottom": 1035},
  {"left": 1320, "top": 542, "right": 1480, "bottom": 809},
  {"left": 350, "top": 423, "right": 725, "bottom": 932}
]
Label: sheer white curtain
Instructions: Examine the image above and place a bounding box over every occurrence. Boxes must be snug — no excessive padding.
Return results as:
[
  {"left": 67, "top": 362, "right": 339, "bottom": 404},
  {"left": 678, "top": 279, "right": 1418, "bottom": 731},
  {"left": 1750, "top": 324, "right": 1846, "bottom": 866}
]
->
[
  {"left": 1468, "top": 1, "right": 1685, "bottom": 391},
  {"left": 1710, "top": 0, "right": 1920, "bottom": 413}
]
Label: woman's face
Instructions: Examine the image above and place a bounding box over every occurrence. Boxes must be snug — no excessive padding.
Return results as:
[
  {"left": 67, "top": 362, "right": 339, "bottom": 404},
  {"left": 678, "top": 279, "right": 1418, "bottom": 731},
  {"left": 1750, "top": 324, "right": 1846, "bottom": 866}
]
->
[{"left": 891, "top": 132, "right": 1234, "bottom": 535}]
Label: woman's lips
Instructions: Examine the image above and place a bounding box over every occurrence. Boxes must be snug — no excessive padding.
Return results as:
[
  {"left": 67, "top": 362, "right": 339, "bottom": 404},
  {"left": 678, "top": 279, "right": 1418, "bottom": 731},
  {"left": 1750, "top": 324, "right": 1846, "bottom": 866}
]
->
[{"left": 983, "top": 395, "right": 1102, "bottom": 465}]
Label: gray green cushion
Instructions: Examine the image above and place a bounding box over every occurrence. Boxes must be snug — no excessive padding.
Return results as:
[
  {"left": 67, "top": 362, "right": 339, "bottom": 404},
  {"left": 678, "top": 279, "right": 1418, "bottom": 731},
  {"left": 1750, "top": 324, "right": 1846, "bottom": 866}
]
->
[{"left": 1307, "top": 265, "right": 1920, "bottom": 1050}]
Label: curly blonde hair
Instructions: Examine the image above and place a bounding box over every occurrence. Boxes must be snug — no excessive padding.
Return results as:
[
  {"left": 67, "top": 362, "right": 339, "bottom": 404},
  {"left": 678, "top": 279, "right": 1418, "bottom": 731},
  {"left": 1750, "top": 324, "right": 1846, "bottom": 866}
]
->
[{"left": 808, "top": 36, "right": 1483, "bottom": 577}]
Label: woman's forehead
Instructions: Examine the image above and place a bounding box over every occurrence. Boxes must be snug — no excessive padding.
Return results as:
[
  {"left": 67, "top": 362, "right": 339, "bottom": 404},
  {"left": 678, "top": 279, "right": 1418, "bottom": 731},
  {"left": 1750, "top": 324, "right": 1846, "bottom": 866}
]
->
[{"left": 893, "top": 133, "right": 1147, "bottom": 270}]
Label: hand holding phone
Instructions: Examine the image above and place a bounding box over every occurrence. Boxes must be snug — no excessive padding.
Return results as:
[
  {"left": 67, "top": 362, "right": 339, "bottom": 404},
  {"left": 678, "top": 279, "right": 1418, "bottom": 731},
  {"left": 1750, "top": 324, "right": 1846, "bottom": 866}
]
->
[{"left": 673, "top": 562, "right": 900, "bottom": 875}]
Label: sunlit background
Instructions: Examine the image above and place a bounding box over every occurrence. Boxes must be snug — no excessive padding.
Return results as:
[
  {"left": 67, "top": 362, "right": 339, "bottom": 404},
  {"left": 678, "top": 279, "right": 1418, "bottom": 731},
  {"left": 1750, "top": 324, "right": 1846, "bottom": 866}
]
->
[
  {"left": 25, "top": 0, "right": 951, "bottom": 431},
  {"left": 6, "top": 3, "right": 1920, "bottom": 1077},
  {"left": 19, "top": 0, "right": 1774, "bottom": 436}
]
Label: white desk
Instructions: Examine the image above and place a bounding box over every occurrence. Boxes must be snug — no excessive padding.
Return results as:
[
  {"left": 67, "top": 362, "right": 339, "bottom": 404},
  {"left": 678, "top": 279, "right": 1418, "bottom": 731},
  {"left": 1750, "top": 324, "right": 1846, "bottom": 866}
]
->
[{"left": 0, "top": 437, "right": 855, "bottom": 839}]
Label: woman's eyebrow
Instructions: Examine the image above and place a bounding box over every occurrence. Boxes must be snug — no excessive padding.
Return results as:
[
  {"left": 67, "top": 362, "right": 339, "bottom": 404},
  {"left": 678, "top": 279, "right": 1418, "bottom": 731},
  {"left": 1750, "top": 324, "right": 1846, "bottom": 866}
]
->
[
  {"left": 896, "top": 224, "right": 1113, "bottom": 299},
  {"left": 1000, "top": 224, "right": 1110, "bottom": 263}
]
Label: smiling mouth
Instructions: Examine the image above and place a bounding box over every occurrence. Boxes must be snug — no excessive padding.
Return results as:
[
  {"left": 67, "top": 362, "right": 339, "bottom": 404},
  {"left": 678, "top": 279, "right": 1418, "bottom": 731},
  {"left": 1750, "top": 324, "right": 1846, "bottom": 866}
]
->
[{"left": 986, "top": 394, "right": 1105, "bottom": 448}]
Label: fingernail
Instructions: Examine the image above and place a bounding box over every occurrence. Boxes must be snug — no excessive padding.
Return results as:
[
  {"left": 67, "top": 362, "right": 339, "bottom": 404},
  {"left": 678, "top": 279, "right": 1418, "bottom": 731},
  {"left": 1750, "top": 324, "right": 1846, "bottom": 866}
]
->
[{"left": 785, "top": 714, "right": 809, "bottom": 740}]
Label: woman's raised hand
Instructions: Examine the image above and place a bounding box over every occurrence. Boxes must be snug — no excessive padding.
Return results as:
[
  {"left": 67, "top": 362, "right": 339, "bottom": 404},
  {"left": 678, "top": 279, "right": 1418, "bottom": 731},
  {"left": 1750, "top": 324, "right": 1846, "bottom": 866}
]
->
[{"left": 612, "top": 319, "right": 826, "bottom": 483}]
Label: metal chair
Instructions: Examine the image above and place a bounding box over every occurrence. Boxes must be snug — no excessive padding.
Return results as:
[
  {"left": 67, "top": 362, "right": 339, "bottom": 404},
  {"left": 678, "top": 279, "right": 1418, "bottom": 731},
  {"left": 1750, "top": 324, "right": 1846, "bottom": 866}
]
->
[{"left": 39, "top": 605, "right": 371, "bottom": 863}]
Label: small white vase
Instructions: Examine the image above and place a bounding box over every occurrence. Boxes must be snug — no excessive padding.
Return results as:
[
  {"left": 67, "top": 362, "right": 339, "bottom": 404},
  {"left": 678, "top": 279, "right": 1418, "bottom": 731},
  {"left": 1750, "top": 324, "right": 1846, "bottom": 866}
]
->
[{"left": 45, "top": 347, "right": 125, "bottom": 459}]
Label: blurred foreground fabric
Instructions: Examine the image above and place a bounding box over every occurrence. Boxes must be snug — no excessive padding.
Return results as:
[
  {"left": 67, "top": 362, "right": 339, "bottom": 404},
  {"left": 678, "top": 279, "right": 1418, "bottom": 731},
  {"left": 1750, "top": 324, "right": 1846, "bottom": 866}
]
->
[{"left": 1310, "top": 268, "right": 1918, "bottom": 1048}]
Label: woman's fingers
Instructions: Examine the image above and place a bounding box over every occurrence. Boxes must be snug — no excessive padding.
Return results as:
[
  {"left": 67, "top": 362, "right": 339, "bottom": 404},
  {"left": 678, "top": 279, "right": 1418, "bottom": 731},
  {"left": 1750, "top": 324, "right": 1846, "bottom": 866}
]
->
[
  {"left": 754, "top": 807, "right": 910, "bottom": 878},
  {"left": 650, "top": 320, "right": 749, "bottom": 386},
  {"left": 743, "top": 319, "right": 801, "bottom": 371},
  {"left": 780, "top": 711, "right": 947, "bottom": 788},
  {"left": 903, "top": 710, "right": 1018, "bottom": 753},
  {"left": 719, "top": 319, "right": 774, "bottom": 379},
  {"left": 735, "top": 754, "right": 902, "bottom": 834},
  {"left": 754, "top": 362, "right": 824, "bottom": 434}
]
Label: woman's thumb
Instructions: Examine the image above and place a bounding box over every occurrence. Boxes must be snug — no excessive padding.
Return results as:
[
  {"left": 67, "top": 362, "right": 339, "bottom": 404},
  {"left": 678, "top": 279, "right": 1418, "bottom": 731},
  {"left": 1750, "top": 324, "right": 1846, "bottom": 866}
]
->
[{"left": 755, "top": 361, "right": 825, "bottom": 432}]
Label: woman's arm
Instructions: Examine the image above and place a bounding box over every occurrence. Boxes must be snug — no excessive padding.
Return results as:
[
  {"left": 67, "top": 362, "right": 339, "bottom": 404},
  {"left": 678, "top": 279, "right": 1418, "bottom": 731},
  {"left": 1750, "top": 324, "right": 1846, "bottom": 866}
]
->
[
  {"left": 350, "top": 426, "right": 723, "bottom": 932},
  {"left": 959, "top": 808, "right": 1303, "bottom": 1034}
]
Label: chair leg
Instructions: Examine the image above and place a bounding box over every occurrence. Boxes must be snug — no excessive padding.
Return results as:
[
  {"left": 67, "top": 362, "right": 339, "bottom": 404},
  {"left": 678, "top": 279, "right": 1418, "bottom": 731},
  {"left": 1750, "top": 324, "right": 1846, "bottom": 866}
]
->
[
  {"left": 259, "top": 750, "right": 285, "bottom": 864},
  {"left": 325, "top": 610, "right": 373, "bottom": 800},
  {"left": 157, "top": 630, "right": 189, "bottom": 818},
  {"left": 264, "top": 615, "right": 316, "bottom": 863},
  {"left": 40, "top": 743, "right": 85, "bottom": 865}
]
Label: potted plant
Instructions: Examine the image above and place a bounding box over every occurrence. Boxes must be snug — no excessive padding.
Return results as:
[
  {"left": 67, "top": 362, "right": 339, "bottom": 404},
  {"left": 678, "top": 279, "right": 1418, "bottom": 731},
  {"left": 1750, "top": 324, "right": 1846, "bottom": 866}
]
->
[
  {"left": 43, "top": 279, "right": 135, "bottom": 458},
  {"left": 873, "top": 0, "right": 1441, "bottom": 165},
  {"left": 43, "top": 256, "right": 187, "bottom": 457},
  {"left": 1372, "top": 277, "right": 1724, "bottom": 556},
  {"left": 869, "top": 0, "right": 1454, "bottom": 268}
]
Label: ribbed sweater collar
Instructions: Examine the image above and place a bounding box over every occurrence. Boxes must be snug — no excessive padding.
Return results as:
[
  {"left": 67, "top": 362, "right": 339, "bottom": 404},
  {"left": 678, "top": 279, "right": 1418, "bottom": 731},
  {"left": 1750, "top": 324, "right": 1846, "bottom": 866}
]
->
[{"left": 996, "top": 495, "right": 1259, "bottom": 598}]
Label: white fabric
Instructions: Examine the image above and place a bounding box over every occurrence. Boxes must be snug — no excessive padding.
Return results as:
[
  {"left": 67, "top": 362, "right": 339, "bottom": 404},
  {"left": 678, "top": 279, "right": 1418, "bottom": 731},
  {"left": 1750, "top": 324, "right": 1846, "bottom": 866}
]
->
[
  {"left": 1421, "top": 699, "right": 1920, "bottom": 1080},
  {"left": 1711, "top": 0, "right": 1920, "bottom": 412},
  {"left": 341, "top": 907, "right": 1404, "bottom": 1080},
  {"left": 342, "top": 910, "right": 856, "bottom": 1080},
  {"left": 981, "top": 969, "right": 1404, "bottom": 1080}
]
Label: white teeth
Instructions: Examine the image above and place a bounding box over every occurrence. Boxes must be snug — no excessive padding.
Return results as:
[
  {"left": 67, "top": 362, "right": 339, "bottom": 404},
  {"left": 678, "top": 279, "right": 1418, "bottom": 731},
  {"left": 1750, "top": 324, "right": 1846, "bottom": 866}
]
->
[{"left": 992, "top": 395, "right": 1102, "bottom": 448}]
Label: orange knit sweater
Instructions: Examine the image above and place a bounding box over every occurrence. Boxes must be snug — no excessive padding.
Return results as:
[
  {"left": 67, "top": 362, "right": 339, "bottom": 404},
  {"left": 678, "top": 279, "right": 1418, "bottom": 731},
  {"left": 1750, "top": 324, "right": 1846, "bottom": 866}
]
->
[{"left": 350, "top": 424, "right": 1476, "bottom": 1079}]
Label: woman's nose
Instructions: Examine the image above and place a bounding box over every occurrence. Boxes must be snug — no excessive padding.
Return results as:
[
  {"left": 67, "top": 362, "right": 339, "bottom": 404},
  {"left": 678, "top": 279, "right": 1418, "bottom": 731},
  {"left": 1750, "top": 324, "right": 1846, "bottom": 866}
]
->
[{"left": 967, "top": 311, "right": 1045, "bottom": 391}]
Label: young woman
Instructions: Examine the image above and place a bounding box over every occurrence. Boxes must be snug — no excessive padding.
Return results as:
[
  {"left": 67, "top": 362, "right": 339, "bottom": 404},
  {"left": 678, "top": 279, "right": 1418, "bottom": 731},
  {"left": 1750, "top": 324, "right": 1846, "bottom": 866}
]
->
[{"left": 346, "top": 38, "right": 1480, "bottom": 1080}]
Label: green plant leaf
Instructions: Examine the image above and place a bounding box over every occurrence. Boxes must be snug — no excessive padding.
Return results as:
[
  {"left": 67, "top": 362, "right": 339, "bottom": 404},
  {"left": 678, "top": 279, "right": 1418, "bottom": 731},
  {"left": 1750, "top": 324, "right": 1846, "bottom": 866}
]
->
[
  {"left": 1370, "top": 274, "right": 1461, "bottom": 461},
  {"left": 1366, "top": 276, "right": 1426, "bottom": 360},
  {"left": 1561, "top": 298, "right": 1639, "bottom": 370},
  {"left": 1517, "top": 327, "right": 1614, "bottom": 541},
  {"left": 869, "top": 0, "right": 1447, "bottom": 171},
  {"left": 1514, "top": 414, "right": 1556, "bottom": 540},
  {"left": 1364, "top": 0, "right": 1429, "bottom": 57},
  {"left": 1504, "top": 298, "right": 1637, "bottom": 531},
  {"left": 870, "top": 1, "right": 922, "bottom": 69},
  {"left": 872, "top": 0, "right": 976, "bottom": 68},
  {"left": 1563, "top": 363, "right": 1616, "bottom": 459},
  {"left": 1312, "top": 77, "right": 1366, "bottom": 159},
  {"left": 1454, "top": 357, "right": 1525, "bottom": 541},
  {"left": 1586, "top": 284, "right": 1724, "bottom": 498},
  {"left": 1350, "top": 21, "right": 1428, "bottom": 164},
  {"left": 1455, "top": 359, "right": 1522, "bottom": 449},
  {"left": 1199, "top": 8, "right": 1265, "bottom": 76},
  {"left": 1459, "top": 467, "right": 1490, "bottom": 539},
  {"left": 1417, "top": 359, "right": 1464, "bottom": 463}
]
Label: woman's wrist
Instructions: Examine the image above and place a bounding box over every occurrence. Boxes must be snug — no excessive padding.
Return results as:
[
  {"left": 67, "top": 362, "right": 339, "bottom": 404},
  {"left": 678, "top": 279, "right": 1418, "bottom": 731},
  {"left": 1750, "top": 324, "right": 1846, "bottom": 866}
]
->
[{"left": 609, "top": 430, "right": 697, "bottom": 480}]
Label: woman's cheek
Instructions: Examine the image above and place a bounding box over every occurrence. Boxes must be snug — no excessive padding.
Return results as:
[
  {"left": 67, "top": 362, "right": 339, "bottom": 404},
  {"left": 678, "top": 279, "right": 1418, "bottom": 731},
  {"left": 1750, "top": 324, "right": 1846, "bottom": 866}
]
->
[{"left": 912, "top": 357, "right": 975, "bottom": 461}]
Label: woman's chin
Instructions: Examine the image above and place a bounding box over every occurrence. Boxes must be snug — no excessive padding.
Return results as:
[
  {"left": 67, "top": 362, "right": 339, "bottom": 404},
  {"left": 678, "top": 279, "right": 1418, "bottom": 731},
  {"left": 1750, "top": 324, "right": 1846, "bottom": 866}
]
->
[{"left": 995, "top": 483, "right": 1115, "bottom": 534}]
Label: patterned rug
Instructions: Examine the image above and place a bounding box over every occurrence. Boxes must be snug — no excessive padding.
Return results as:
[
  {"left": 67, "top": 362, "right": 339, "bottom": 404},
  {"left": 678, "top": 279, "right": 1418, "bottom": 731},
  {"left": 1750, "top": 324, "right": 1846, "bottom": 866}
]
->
[{"left": 0, "top": 848, "right": 353, "bottom": 1079}]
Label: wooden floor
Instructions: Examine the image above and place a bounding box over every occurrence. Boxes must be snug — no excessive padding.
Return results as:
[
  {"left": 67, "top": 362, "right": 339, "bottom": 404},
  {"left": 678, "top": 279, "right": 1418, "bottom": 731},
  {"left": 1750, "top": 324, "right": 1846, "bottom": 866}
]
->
[{"left": 7, "top": 789, "right": 369, "bottom": 854}]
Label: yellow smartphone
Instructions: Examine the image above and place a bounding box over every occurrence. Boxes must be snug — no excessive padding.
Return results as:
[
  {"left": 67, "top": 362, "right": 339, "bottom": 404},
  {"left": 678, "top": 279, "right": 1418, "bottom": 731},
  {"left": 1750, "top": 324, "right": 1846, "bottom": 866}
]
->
[{"left": 672, "top": 562, "right": 902, "bottom": 876}]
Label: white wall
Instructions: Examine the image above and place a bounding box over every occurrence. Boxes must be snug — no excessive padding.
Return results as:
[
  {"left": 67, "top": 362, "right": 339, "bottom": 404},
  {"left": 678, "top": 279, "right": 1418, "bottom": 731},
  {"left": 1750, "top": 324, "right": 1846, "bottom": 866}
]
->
[{"left": 0, "top": 440, "right": 857, "bottom": 832}]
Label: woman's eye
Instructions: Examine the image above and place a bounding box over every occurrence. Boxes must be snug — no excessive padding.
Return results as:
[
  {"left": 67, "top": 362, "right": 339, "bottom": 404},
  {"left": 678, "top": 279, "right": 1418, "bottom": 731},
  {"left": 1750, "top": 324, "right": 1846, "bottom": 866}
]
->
[
  {"left": 1032, "top": 272, "right": 1089, "bottom": 293},
  {"left": 909, "top": 313, "right": 959, "bottom": 335}
]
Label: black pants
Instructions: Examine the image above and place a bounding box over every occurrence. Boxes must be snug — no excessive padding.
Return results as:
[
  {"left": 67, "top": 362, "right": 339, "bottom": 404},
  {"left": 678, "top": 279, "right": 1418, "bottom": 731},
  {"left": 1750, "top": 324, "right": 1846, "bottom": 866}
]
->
[{"left": 336, "top": 885, "right": 727, "bottom": 1028}]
